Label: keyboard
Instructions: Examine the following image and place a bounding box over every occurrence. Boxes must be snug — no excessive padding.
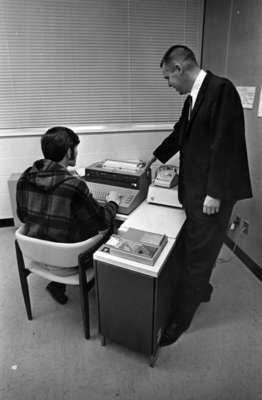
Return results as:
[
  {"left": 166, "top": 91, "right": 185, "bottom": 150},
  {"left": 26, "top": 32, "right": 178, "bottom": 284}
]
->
[
  {"left": 92, "top": 189, "right": 108, "bottom": 204},
  {"left": 87, "top": 181, "right": 139, "bottom": 215},
  {"left": 92, "top": 189, "right": 135, "bottom": 207}
]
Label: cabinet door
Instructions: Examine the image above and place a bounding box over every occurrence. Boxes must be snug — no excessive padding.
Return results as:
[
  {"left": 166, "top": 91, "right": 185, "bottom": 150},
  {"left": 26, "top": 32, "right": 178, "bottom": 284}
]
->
[{"left": 96, "top": 261, "right": 154, "bottom": 355}]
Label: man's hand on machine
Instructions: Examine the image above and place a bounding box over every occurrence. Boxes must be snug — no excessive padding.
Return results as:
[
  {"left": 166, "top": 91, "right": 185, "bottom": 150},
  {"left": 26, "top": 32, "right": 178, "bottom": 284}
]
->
[
  {"left": 145, "top": 156, "right": 156, "bottom": 170},
  {"left": 106, "top": 191, "right": 122, "bottom": 206}
]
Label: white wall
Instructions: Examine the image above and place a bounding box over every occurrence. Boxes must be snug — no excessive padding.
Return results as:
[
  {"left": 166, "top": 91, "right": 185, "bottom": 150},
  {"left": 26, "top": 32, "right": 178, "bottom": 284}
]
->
[
  {"left": 202, "top": 0, "right": 262, "bottom": 267},
  {"left": 0, "top": 129, "right": 179, "bottom": 219}
]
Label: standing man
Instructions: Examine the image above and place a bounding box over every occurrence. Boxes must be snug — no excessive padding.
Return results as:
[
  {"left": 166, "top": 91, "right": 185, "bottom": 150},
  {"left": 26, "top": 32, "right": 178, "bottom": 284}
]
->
[
  {"left": 17, "top": 126, "right": 121, "bottom": 304},
  {"left": 146, "top": 45, "right": 252, "bottom": 346}
]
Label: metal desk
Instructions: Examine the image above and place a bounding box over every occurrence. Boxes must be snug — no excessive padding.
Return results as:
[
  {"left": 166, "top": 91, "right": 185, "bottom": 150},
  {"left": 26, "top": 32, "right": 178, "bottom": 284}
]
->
[{"left": 94, "top": 201, "right": 186, "bottom": 366}]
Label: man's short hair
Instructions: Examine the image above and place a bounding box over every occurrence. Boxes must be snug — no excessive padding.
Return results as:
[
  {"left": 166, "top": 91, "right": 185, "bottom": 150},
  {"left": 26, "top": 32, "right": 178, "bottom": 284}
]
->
[
  {"left": 160, "top": 45, "right": 198, "bottom": 70},
  {"left": 41, "top": 126, "right": 80, "bottom": 162}
]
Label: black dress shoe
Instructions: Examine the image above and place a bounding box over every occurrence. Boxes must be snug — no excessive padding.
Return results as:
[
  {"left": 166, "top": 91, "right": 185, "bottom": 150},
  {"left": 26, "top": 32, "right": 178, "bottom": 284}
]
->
[
  {"left": 46, "top": 282, "right": 68, "bottom": 305},
  {"left": 160, "top": 323, "right": 187, "bottom": 347}
]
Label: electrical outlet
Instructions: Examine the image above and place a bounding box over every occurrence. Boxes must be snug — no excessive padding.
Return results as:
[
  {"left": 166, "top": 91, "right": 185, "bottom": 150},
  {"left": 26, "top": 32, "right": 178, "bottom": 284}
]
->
[{"left": 242, "top": 220, "right": 249, "bottom": 235}]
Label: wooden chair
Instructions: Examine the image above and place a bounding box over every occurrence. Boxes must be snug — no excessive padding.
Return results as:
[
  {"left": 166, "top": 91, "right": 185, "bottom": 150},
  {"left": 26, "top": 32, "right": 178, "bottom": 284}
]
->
[{"left": 15, "top": 226, "right": 109, "bottom": 339}]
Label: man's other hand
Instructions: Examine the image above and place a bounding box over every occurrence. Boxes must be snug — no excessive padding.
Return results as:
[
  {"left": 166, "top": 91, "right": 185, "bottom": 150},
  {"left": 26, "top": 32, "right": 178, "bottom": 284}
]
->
[
  {"left": 106, "top": 191, "right": 121, "bottom": 206},
  {"left": 203, "top": 195, "right": 221, "bottom": 215}
]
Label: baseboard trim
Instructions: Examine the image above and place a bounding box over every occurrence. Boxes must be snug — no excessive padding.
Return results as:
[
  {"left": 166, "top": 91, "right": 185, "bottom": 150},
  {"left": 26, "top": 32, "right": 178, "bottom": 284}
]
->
[
  {"left": 225, "top": 236, "right": 262, "bottom": 282},
  {"left": 0, "top": 218, "right": 14, "bottom": 227}
]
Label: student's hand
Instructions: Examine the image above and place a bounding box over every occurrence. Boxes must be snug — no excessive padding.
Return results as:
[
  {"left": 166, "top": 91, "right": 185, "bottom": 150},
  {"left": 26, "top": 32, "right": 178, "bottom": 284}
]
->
[
  {"left": 145, "top": 156, "right": 157, "bottom": 170},
  {"left": 203, "top": 195, "right": 221, "bottom": 215},
  {"left": 106, "top": 191, "right": 121, "bottom": 206}
]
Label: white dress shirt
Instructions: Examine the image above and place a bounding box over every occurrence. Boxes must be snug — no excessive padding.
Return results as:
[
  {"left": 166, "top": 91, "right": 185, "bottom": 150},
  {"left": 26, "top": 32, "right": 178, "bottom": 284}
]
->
[{"left": 190, "top": 69, "right": 207, "bottom": 108}]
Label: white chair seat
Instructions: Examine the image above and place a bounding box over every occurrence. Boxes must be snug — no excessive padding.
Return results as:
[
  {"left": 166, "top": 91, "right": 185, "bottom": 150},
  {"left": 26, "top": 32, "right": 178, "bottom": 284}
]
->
[{"left": 27, "top": 260, "right": 94, "bottom": 285}]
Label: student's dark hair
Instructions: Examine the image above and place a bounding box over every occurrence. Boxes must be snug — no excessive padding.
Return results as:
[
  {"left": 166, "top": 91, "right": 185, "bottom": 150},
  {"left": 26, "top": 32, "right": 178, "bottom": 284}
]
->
[
  {"left": 160, "top": 45, "right": 197, "bottom": 70},
  {"left": 41, "top": 126, "right": 80, "bottom": 162}
]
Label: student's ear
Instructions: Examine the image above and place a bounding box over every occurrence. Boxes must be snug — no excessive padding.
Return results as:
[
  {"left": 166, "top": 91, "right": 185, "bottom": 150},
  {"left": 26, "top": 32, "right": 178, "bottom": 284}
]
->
[
  {"left": 66, "top": 147, "right": 71, "bottom": 160},
  {"left": 70, "top": 148, "right": 74, "bottom": 161},
  {"left": 67, "top": 147, "right": 75, "bottom": 161}
]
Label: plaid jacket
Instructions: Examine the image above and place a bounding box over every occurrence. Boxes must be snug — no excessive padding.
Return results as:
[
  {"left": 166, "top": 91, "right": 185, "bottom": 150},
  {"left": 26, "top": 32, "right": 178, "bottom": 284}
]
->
[{"left": 16, "top": 159, "right": 118, "bottom": 243}]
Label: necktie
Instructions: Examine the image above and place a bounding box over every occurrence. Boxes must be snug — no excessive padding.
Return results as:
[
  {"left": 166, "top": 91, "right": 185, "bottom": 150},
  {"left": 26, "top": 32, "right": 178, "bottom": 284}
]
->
[
  {"left": 179, "top": 95, "right": 192, "bottom": 144},
  {"left": 186, "top": 95, "right": 192, "bottom": 121}
]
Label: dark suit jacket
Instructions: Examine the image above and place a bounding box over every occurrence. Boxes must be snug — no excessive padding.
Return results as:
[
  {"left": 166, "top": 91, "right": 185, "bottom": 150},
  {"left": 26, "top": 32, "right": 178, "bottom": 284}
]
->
[{"left": 153, "top": 71, "right": 252, "bottom": 206}]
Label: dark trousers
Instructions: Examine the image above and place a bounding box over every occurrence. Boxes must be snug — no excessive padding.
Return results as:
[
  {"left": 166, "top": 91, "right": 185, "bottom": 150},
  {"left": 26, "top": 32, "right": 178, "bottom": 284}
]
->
[
  {"left": 49, "top": 282, "right": 66, "bottom": 293},
  {"left": 173, "top": 200, "right": 235, "bottom": 328}
]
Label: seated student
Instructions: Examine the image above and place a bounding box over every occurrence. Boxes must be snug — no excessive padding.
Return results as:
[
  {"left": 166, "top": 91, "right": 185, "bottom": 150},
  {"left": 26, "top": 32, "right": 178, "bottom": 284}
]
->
[{"left": 16, "top": 126, "right": 121, "bottom": 304}]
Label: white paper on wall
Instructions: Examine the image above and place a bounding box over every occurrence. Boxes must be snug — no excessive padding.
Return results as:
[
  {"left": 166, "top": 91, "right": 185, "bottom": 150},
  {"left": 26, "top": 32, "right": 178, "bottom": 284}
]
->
[
  {"left": 236, "top": 86, "right": 256, "bottom": 109},
  {"left": 257, "top": 86, "right": 262, "bottom": 117}
]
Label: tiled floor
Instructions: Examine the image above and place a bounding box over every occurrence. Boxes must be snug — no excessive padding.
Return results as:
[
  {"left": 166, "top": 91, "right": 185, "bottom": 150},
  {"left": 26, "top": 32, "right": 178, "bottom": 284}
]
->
[{"left": 0, "top": 226, "right": 261, "bottom": 400}]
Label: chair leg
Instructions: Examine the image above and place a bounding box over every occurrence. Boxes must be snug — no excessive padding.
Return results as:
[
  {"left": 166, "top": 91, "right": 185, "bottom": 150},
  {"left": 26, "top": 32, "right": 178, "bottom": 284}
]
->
[
  {"left": 79, "top": 276, "right": 90, "bottom": 339},
  {"left": 79, "top": 253, "right": 95, "bottom": 339},
  {"left": 15, "top": 240, "right": 33, "bottom": 320}
]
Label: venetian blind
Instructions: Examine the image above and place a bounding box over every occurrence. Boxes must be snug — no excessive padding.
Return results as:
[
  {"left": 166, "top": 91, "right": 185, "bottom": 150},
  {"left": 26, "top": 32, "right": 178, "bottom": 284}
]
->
[{"left": 0, "top": 0, "right": 204, "bottom": 130}]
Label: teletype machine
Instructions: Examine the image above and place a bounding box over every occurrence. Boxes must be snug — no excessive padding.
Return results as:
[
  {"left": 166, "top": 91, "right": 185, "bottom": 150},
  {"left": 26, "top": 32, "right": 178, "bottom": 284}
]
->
[{"left": 85, "top": 159, "right": 151, "bottom": 215}]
